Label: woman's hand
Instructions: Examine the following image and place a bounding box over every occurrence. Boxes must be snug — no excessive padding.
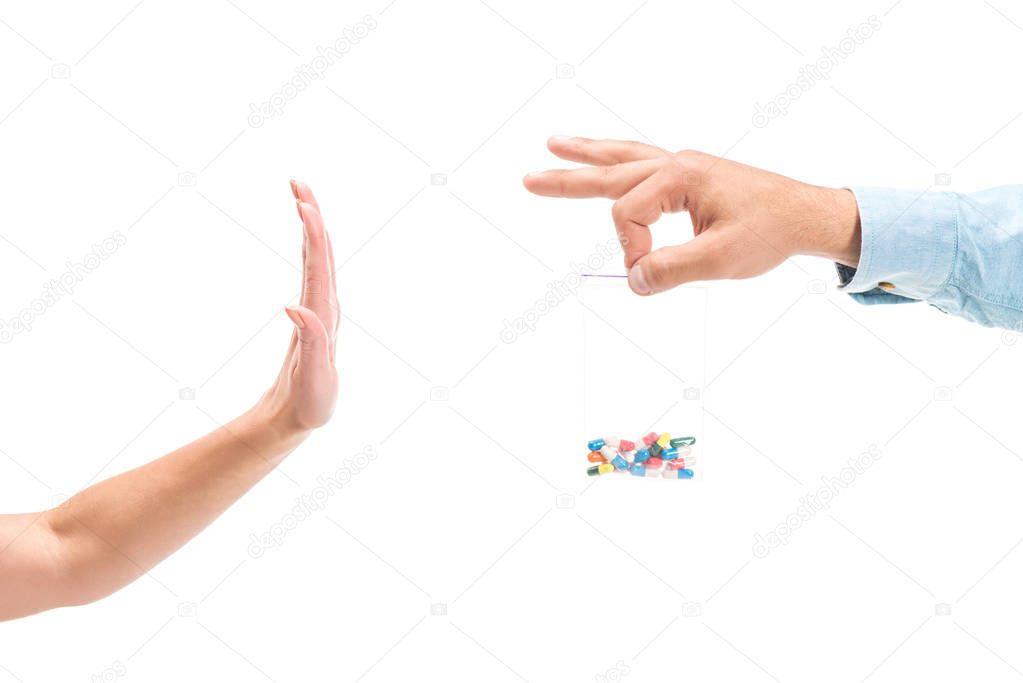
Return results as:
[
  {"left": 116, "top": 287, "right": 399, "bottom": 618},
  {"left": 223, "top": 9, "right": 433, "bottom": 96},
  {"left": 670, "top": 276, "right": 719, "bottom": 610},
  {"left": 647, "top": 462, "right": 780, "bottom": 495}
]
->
[
  {"left": 523, "top": 136, "right": 861, "bottom": 296},
  {"left": 256, "top": 180, "right": 339, "bottom": 434},
  {"left": 0, "top": 180, "right": 342, "bottom": 621}
]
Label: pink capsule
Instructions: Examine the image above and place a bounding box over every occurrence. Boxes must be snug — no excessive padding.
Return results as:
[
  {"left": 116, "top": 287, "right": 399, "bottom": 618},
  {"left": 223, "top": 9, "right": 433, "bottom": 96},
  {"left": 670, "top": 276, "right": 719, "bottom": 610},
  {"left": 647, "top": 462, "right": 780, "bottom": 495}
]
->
[
  {"left": 642, "top": 432, "right": 659, "bottom": 446},
  {"left": 619, "top": 439, "right": 636, "bottom": 452},
  {"left": 666, "top": 459, "right": 692, "bottom": 470}
]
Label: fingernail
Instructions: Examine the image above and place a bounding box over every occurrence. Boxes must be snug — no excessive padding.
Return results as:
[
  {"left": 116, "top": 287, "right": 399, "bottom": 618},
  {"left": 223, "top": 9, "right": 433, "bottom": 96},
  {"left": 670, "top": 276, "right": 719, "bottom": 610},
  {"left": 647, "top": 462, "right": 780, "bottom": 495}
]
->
[
  {"left": 550, "top": 135, "right": 572, "bottom": 142},
  {"left": 285, "top": 307, "right": 305, "bottom": 328},
  {"left": 296, "top": 200, "right": 305, "bottom": 222},
  {"left": 628, "top": 264, "right": 651, "bottom": 295},
  {"left": 289, "top": 179, "right": 299, "bottom": 199}
]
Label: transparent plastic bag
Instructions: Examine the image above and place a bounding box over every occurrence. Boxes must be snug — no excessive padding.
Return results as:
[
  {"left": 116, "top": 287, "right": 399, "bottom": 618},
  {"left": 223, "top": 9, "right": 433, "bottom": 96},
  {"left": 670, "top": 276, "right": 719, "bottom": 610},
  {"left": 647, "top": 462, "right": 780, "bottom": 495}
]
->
[{"left": 580, "top": 275, "right": 706, "bottom": 479}]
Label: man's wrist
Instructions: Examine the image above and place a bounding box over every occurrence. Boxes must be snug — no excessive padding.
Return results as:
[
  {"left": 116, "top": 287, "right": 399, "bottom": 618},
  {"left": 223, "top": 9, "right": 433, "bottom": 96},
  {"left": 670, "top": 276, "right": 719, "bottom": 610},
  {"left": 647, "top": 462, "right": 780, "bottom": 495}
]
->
[{"left": 798, "top": 186, "right": 862, "bottom": 268}]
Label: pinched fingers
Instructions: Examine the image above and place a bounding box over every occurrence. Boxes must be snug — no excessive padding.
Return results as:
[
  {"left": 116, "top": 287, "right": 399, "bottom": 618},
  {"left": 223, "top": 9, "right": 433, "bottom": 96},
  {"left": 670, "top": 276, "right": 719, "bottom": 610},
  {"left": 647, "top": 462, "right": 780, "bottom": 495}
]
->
[{"left": 612, "top": 161, "right": 698, "bottom": 268}]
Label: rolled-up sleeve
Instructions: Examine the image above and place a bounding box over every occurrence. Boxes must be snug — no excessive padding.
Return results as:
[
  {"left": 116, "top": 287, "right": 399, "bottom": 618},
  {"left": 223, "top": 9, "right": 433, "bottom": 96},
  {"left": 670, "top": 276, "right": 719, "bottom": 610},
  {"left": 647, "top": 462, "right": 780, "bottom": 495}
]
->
[{"left": 837, "top": 185, "right": 1023, "bottom": 330}]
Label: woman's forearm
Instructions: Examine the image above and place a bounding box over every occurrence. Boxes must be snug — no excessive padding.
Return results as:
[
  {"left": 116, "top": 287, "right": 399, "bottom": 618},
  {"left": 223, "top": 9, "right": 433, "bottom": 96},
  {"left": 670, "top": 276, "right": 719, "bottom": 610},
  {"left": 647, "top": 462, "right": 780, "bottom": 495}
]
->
[{"left": 43, "top": 404, "right": 307, "bottom": 607}]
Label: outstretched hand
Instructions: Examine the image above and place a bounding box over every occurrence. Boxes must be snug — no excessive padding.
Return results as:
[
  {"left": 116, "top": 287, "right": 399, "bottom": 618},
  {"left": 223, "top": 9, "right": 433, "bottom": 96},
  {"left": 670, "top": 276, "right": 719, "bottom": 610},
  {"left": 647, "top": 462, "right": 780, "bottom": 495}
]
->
[
  {"left": 259, "top": 181, "right": 339, "bottom": 433},
  {"left": 524, "top": 136, "right": 860, "bottom": 296}
]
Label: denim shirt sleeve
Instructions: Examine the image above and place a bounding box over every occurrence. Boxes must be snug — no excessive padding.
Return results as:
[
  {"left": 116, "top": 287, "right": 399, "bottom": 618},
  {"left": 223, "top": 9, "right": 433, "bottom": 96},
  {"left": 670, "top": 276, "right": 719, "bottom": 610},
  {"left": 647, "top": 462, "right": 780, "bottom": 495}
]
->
[{"left": 837, "top": 185, "right": 1023, "bottom": 330}]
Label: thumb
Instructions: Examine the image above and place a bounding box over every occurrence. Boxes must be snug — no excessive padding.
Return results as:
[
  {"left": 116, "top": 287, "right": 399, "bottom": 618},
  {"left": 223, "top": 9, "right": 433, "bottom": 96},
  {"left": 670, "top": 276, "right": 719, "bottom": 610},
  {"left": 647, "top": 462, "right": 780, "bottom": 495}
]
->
[
  {"left": 628, "top": 230, "right": 733, "bottom": 295},
  {"left": 285, "top": 305, "right": 330, "bottom": 370}
]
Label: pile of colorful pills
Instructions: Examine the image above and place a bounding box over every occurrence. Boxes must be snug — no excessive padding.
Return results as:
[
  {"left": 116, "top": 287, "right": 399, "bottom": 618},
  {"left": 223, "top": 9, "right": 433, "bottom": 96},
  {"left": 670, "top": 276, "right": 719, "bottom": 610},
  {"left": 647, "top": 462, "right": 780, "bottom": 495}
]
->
[{"left": 586, "top": 432, "right": 696, "bottom": 479}]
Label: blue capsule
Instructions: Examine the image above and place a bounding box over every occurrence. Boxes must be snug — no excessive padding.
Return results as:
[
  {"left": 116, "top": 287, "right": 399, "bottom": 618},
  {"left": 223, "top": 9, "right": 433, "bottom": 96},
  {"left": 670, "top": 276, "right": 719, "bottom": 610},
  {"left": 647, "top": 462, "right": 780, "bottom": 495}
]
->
[
  {"left": 633, "top": 448, "right": 650, "bottom": 464},
  {"left": 662, "top": 447, "right": 679, "bottom": 461},
  {"left": 630, "top": 463, "right": 660, "bottom": 478},
  {"left": 587, "top": 438, "right": 605, "bottom": 451},
  {"left": 609, "top": 454, "right": 629, "bottom": 471},
  {"left": 663, "top": 468, "right": 694, "bottom": 479}
]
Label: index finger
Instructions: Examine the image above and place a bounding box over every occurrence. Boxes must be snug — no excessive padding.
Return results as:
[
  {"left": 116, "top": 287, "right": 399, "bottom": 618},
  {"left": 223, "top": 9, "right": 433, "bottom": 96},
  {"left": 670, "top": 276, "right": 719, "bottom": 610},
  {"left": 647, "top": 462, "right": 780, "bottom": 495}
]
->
[
  {"left": 524, "top": 158, "right": 662, "bottom": 198},
  {"left": 612, "top": 164, "right": 694, "bottom": 268}
]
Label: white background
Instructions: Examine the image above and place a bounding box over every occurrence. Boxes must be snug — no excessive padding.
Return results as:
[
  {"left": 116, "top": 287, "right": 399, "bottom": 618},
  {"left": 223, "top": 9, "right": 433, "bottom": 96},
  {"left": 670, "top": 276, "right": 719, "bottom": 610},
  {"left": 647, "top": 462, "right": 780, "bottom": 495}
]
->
[{"left": 2, "top": 0, "right": 1023, "bottom": 681}]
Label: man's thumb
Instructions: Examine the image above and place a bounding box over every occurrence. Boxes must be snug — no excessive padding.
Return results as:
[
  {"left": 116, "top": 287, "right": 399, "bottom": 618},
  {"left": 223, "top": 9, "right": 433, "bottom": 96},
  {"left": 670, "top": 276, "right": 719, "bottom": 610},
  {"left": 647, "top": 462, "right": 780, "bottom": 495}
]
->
[{"left": 628, "top": 231, "right": 731, "bottom": 295}]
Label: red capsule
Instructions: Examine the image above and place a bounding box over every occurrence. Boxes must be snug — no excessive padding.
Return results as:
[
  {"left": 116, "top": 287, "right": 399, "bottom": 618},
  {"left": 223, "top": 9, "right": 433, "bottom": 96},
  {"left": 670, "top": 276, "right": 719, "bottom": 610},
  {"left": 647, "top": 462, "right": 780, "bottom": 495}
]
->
[
  {"left": 642, "top": 432, "right": 659, "bottom": 446},
  {"left": 644, "top": 456, "right": 664, "bottom": 469},
  {"left": 666, "top": 459, "right": 687, "bottom": 470},
  {"left": 620, "top": 439, "right": 636, "bottom": 452}
]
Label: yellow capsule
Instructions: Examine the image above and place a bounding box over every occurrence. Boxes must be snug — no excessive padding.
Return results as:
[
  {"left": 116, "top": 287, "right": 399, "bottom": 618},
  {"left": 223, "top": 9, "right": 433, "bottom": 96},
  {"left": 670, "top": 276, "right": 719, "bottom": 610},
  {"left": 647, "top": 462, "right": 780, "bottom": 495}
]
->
[
  {"left": 598, "top": 463, "right": 614, "bottom": 475},
  {"left": 656, "top": 432, "right": 671, "bottom": 448}
]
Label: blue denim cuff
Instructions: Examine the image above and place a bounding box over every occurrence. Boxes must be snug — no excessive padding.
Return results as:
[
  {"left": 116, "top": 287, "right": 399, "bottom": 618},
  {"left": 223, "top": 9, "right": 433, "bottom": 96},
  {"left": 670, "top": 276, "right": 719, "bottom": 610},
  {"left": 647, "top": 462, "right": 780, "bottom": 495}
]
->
[{"left": 837, "top": 187, "right": 957, "bottom": 304}]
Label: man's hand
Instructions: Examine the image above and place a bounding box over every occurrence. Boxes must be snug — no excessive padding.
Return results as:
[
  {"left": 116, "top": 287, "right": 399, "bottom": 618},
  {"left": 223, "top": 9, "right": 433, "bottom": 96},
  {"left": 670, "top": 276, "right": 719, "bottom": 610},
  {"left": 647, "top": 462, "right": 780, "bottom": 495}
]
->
[{"left": 523, "top": 136, "right": 861, "bottom": 295}]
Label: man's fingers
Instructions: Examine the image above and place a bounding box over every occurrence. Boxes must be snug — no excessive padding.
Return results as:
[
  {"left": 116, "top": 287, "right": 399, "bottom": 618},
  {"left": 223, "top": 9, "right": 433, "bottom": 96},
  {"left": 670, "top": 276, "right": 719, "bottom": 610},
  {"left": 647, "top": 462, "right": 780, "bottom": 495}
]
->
[
  {"left": 612, "top": 163, "right": 695, "bottom": 268},
  {"left": 547, "top": 136, "right": 670, "bottom": 166},
  {"left": 628, "top": 230, "right": 733, "bottom": 295},
  {"left": 523, "top": 158, "right": 662, "bottom": 198}
]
